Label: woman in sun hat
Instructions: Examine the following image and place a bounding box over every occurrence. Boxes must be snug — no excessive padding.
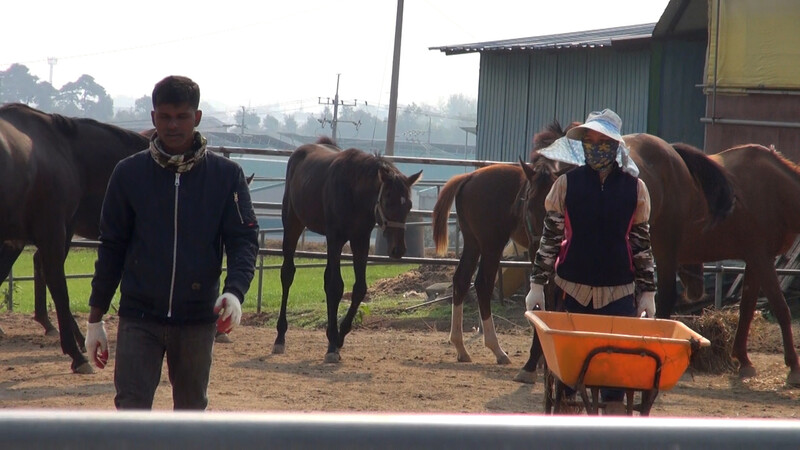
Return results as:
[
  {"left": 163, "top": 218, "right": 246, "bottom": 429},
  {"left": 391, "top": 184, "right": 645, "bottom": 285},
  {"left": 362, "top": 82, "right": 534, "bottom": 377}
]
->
[{"left": 525, "top": 108, "right": 656, "bottom": 414}]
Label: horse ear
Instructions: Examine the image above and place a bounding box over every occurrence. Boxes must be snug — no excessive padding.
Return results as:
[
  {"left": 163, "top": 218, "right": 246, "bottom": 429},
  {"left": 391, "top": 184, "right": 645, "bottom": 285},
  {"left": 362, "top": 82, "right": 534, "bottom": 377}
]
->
[
  {"left": 519, "top": 158, "right": 535, "bottom": 180},
  {"left": 406, "top": 170, "right": 423, "bottom": 187},
  {"left": 378, "top": 165, "right": 391, "bottom": 184}
]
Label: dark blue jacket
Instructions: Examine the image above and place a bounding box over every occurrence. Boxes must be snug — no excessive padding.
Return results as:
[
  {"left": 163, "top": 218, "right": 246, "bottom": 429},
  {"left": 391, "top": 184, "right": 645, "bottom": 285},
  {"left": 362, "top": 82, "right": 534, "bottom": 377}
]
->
[
  {"left": 555, "top": 164, "right": 638, "bottom": 287},
  {"left": 89, "top": 150, "right": 259, "bottom": 324}
]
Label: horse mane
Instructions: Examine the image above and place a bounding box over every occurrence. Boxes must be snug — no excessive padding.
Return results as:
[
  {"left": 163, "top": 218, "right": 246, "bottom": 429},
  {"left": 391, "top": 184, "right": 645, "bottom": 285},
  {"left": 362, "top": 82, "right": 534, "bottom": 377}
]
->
[
  {"left": 671, "top": 142, "right": 737, "bottom": 227},
  {"left": 0, "top": 102, "right": 147, "bottom": 148},
  {"left": 529, "top": 120, "right": 582, "bottom": 160},
  {"left": 50, "top": 113, "right": 148, "bottom": 148}
]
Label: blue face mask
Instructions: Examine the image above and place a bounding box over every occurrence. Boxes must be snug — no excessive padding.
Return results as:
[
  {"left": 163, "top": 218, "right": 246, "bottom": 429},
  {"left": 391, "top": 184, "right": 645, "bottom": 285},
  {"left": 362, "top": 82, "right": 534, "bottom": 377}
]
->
[{"left": 582, "top": 139, "right": 619, "bottom": 171}]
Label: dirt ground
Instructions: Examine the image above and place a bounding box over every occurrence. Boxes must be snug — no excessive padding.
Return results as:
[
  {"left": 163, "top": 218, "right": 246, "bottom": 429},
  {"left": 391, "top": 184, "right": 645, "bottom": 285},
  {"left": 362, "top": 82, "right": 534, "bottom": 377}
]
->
[{"left": 2, "top": 305, "right": 800, "bottom": 418}]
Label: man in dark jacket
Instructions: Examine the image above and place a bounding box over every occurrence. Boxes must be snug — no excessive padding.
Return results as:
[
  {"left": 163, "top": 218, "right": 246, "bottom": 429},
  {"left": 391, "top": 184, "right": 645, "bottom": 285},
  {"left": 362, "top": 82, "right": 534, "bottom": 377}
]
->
[{"left": 84, "top": 75, "right": 259, "bottom": 410}]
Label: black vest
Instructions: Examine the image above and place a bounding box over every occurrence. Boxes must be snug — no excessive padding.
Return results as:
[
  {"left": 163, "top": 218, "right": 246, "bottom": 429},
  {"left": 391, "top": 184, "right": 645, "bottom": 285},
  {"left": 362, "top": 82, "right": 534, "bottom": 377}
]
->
[{"left": 555, "top": 164, "right": 638, "bottom": 286}]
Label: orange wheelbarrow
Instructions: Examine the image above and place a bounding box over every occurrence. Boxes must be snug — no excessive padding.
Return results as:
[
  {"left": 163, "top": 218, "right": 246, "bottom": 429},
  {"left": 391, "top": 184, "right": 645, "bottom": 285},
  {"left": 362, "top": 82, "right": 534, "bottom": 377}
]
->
[{"left": 525, "top": 310, "right": 710, "bottom": 416}]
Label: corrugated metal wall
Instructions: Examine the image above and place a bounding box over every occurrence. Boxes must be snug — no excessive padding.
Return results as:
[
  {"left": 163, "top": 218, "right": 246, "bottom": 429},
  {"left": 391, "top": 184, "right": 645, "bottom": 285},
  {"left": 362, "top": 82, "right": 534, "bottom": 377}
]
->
[
  {"left": 477, "top": 48, "right": 651, "bottom": 161},
  {"left": 476, "top": 53, "right": 531, "bottom": 162},
  {"left": 656, "top": 39, "right": 707, "bottom": 148}
]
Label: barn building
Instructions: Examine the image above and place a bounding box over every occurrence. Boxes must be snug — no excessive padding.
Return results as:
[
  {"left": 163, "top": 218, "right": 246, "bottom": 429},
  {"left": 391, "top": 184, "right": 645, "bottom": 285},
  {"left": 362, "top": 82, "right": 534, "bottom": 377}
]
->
[{"left": 430, "top": 0, "right": 800, "bottom": 161}]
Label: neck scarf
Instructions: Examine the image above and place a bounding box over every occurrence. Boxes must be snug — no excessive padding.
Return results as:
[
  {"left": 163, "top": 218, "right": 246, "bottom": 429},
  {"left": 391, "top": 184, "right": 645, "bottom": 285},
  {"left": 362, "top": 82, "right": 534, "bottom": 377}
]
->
[{"left": 149, "top": 131, "right": 207, "bottom": 173}]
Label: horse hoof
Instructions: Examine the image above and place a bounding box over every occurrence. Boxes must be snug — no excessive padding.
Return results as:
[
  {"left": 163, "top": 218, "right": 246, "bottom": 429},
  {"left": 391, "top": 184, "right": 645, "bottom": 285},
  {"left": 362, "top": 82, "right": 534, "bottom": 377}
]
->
[
  {"left": 513, "top": 369, "right": 536, "bottom": 384},
  {"left": 44, "top": 329, "right": 59, "bottom": 337},
  {"left": 324, "top": 352, "right": 341, "bottom": 363},
  {"left": 73, "top": 362, "right": 95, "bottom": 375},
  {"left": 272, "top": 344, "right": 285, "bottom": 355},
  {"left": 738, "top": 365, "right": 757, "bottom": 379},
  {"left": 496, "top": 354, "right": 512, "bottom": 365},
  {"left": 457, "top": 353, "right": 472, "bottom": 363},
  {"left": 215, "top": 333, "right": 233, "bottom": 344},
  {"left": 786, "top": 369, "right": 800, "bottom": 386}
]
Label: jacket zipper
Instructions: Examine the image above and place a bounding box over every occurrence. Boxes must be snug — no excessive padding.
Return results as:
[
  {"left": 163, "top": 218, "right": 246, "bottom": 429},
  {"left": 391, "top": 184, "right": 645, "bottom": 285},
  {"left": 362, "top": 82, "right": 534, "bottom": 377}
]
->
[
  {"left": 167, "top": 172, "right": 181, "bottom": 318},
  {"left": 234, "top": 192, "right": 244, "bottom": 224}
]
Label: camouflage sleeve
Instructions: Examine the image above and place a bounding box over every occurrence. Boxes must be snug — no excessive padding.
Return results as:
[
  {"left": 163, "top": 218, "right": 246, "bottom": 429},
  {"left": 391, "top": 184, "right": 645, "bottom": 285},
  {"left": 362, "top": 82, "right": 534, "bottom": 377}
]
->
[
  {"left": 630, "top": 221, "right": 656, "bottom": 292},
  {"left": 531, "top": 210, "right": 564, "bottom": 285}
]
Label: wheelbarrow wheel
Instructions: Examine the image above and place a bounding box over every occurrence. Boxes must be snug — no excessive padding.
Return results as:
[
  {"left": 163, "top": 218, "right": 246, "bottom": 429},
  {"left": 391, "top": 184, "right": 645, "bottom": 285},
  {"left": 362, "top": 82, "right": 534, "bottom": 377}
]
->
[{"left": 543, "top": 367, "right": 555, "bottom": 414}]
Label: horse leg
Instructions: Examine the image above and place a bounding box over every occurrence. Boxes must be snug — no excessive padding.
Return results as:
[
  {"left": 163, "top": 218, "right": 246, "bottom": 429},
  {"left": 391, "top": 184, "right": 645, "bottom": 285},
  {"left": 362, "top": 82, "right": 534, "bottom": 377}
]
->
[
  {"left": 336, "top": 235, "right": 369, "bottom": 350},
  {"left": 37, "top": 238, "right": 91, "bottom": 374},
  {"left": 654, "top": 257, "right": 679, "bottom": 319},
  {"left": 0, "top": 244, "right": 24, "bottom": 337},
  {"left": 734, "top": 268, "right": 759, "bottom": 379},
  {"left": 473, "top": 247, "right": 510, "bottom": 365},
  {"left": 323, "top": 237, "right": 347, "bottom": 363},
  {"left": 742, "top": 260, "right": 800, "bottom": 385},
  {"left": 514, "top": 281, "right": 556, "bottom": 383},
  {"left": 273, "top": 214, "right": 304, "bottom": 355},
  {"left": 450, "top": 240, "right": 479, "bottom": 363},
  {"left": 32, "top": 250, "right": 58, "bottom": 336}
]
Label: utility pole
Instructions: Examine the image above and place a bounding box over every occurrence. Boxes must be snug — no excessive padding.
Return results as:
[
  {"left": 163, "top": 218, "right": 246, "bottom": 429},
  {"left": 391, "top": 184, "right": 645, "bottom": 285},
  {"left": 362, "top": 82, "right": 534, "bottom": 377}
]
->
[
  {"left": 47, "top": 57, "right": 58, "bottom": 85},
  {"left": 385, "top": 0, "right": 404, "bottom": 156},
  {"left": 240, "top": 106, "right": 246, "bottom": 136},
  {"left": 318, "top": 73, "right": 357, "bottom": 141}
]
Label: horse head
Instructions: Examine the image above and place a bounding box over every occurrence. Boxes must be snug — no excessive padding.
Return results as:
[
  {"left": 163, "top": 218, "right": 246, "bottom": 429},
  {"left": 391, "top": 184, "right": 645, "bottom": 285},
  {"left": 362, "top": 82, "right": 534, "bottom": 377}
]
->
[
  {"left": 375, "top": 162, "right": 422, "bottom": 259},
  {"left": 517, "top": 154, "right": 564, "bottom": 255}
]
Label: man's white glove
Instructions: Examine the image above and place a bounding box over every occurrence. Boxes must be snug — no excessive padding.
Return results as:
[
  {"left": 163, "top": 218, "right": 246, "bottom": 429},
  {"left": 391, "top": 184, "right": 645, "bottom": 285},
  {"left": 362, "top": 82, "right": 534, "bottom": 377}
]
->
[
  {"left": 525, "top": 282, "right": 546, "bottom": 311},
  {"left": 214, "top": 292, "right": 242, "bottom": 333},
  {"left": 636, "top": 291, "right": 656, "bottom": 318},
  {"left": 85, "top": 321, "right": 109, "bottom": 369}
]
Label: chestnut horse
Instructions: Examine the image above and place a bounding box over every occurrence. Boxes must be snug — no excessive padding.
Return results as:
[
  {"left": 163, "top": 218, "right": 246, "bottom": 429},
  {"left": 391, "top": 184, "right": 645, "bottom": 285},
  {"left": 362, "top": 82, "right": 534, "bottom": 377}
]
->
[
  {"left": 518, "top": 128, "right": 800, "bottom": 385},
  {"left": 0, "top": 103, "right": 150, "bottom": 373},
  {"left": 274, "top": 138, "right": 422, "bottom": 363},
  {"left": 661, "top": 142, "right": 800, "bottom": 383},
  {"left": 432, "top": 163, "right": 542, "bottom": 364}
]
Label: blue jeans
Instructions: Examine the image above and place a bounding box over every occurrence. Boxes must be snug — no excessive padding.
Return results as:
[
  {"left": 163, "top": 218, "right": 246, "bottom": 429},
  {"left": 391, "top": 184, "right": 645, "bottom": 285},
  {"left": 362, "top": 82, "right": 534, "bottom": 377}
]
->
[
  {"left": 114, "top": 316, "right": 216, "bottom": 410},
  {"left": 559, "top": 289, "right": 637, "bottom": 403}
]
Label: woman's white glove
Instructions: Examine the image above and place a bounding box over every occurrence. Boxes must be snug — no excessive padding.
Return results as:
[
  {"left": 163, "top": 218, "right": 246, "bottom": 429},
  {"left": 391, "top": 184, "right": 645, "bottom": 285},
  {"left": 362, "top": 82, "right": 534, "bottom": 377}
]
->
[
  {"left": 85, "top": 321, "right": 109, "bottom": 369},
  {"left": 525, "top": 282, "right": 546, "bottom": 311},
  {"left": 636, "top": 291, "right": 656, "bottom": 318},
  {"left": 214, "top": 293, "right": 242, "bottom": 333}
]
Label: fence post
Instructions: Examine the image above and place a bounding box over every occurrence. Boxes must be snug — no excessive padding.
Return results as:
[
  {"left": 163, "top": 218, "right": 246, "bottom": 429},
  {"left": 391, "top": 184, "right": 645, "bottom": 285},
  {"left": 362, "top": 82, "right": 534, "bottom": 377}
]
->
[
  {"left": 5, "top": 267, "right": 13, "bottom": 311},
  {"left": 714, "top": 262, "right": 723, "bottom": 308},
  {"left": 256, "top": 254, "right": 264, "bottom": 313}
]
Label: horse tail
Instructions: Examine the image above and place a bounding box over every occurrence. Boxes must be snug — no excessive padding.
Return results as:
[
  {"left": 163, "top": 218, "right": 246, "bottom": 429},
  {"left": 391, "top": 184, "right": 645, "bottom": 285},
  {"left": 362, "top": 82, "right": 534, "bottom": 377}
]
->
[
  {"left": 432, "top": 173, "right": 470, "bottom": 255},
  {"left": 671, "top": 142, "right": 736, "bottom": 227}
]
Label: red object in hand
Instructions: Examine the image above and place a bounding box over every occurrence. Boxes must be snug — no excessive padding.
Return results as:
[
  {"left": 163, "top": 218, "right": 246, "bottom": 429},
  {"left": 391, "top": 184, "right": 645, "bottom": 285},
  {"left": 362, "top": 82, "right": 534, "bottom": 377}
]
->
[{"left": 216, "top": 315, "right": 233, "bottom": 334}]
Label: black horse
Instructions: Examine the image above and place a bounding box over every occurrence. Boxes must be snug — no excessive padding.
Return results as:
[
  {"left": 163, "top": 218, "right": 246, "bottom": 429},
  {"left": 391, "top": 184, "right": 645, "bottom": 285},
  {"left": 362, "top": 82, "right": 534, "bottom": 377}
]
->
[
  {"left": 0, "top": 103, "right": 150, "bottom": 373},
  {"left": 273, "top": 137, "right": 422, "bottom": 363}
]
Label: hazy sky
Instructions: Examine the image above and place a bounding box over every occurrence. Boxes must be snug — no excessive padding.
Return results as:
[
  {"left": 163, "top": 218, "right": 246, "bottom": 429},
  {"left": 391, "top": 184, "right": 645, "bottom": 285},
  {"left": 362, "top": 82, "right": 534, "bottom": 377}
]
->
[{"left": 2, "top": 1, "right": 671, "bottom": 117}]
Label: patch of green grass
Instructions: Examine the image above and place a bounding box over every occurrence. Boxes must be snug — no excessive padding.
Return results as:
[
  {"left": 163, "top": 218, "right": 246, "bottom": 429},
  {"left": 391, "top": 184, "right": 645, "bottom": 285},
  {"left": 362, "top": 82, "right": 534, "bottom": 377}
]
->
[{"left": 2, "top": 248, "right": 416, "bottom": 327}]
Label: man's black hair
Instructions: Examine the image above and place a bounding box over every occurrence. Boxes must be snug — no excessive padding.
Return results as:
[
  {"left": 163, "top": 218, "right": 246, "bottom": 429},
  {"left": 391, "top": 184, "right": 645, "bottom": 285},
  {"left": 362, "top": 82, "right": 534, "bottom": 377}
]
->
[{"left": 152, "top": 75, "right": 200, "bottom": 109}]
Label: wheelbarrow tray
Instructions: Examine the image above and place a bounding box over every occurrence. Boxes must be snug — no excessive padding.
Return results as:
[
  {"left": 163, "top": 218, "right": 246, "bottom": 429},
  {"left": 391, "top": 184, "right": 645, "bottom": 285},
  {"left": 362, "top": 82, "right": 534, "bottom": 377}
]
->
[{"left": 526, "top": 310, "right": 710, "bottom": 391}]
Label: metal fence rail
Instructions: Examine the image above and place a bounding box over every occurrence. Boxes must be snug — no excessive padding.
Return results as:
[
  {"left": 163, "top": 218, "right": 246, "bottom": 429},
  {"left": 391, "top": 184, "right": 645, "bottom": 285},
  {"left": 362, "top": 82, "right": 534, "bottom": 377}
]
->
[
  {"left": 4, "top": 145, "right": 798, "bottom": 313},
  {"left": 2, "top": 410, "right": 800, "bottom": 450}
]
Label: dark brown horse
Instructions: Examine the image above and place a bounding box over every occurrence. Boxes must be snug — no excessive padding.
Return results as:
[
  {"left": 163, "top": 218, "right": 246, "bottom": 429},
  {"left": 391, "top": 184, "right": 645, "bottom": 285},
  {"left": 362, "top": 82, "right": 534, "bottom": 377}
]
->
[
  {"left": 273, "top": 137, "right": 422, "bottom": 363},
  {"left": 0, "top": 103, "right": 150, "bottom": 373},
  {"left": 660, "top": 142, "right": 800, "bottom": 384}
]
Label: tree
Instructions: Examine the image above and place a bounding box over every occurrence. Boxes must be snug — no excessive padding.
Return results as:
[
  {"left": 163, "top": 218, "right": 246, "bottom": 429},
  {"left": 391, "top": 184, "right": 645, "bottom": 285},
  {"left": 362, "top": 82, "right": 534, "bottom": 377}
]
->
[
  {"left": 233, "top": 107, "right": 261, "bottom": 133},
  {"left": 114, "top": 95, "right": 152, "bottom": 123},
  {"left": 0, "top": 64, "right": 43, "bottom": 105},
  {"left": 261, "top": 114, "right": 281, "bottom": 133},
  {"left": 283, "top": 114, "right": 298, "bottom": 133},
  {"left": 54, "top": 74, "right": 114, "bottom": 120}
]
